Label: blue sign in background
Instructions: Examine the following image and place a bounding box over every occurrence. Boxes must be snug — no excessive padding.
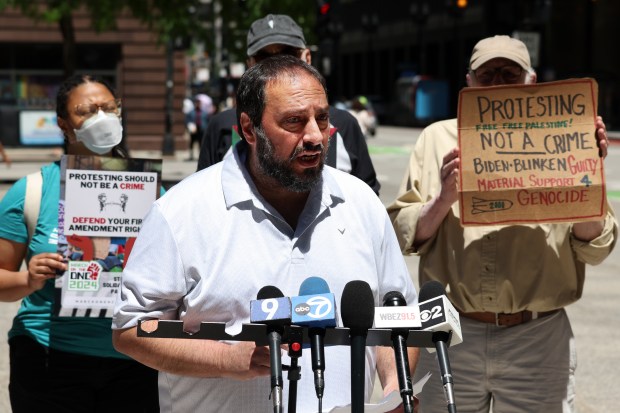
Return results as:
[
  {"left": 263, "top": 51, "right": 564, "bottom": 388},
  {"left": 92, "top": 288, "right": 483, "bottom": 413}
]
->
[{"left": 19, "top": 110, "right": 64, "bottom": 145}]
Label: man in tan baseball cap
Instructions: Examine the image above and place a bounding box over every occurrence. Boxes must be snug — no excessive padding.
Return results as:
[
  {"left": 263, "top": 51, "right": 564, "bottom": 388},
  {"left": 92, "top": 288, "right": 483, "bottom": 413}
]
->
[
  {"left": 388, "top": 35, "right": 613, "bottom": 412},
  {"left": 467, "top": 35, "right": 537, "bottom": 86}
]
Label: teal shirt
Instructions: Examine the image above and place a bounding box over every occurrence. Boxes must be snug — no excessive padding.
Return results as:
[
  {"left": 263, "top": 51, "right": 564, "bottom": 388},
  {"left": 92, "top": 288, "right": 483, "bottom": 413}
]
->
[{"left": 1, "top": 163, "right": 125, "bottom": 358}]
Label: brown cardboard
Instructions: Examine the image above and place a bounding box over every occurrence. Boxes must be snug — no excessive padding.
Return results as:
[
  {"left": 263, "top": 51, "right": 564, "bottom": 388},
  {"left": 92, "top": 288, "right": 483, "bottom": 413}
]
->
[{"left": 457, "top": 78, "right": 606, "bottom": 226}]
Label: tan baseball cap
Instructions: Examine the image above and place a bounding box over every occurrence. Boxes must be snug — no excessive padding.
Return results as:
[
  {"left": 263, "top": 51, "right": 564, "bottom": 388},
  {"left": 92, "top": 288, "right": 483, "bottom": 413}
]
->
[{"left": 469, "top": 35, "right": 531, "bottom": 70}]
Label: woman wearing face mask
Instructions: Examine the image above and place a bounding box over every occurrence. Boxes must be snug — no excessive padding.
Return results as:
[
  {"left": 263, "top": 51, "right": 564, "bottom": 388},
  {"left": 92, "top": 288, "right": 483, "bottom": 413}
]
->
[{"left": 0, "top": 75, "right": 159, "bottom": 412}]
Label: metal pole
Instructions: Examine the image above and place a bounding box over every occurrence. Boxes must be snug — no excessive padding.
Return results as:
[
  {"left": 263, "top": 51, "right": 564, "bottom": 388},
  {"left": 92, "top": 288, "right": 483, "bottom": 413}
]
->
[{"left": 162, "top": 39, "right": 175, "bottom": 156}]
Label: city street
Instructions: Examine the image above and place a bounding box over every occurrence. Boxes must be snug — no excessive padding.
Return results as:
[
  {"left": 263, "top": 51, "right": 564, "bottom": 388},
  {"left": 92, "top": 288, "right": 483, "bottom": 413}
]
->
[{"left": 1, "top": 125, "right": 619, "bottom": 412}]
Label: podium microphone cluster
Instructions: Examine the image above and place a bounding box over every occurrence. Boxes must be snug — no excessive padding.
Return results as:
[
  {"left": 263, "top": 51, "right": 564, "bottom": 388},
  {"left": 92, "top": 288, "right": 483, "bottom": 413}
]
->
[{"left": 341, "top": 280, "right": 375, "bottom": 413}]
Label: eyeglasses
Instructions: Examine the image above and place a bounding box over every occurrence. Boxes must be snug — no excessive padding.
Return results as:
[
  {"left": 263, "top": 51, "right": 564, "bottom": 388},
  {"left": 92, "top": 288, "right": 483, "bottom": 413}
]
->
[
  {"left": 252, "top": 46, "right": 302, "bottom": 62},
  {"left": 472, "top": 66, "right": 524, "bottom": 85},
  {"left": 74, "top": 99, "right": 122, "bottom": 119}
]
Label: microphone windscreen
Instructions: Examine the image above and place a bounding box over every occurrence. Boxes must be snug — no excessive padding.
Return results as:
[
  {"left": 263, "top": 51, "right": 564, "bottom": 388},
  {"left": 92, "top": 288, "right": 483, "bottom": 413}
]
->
[
  {"left": 341, "top": 280, "right": 375, "bottom": 332},
  {"left": 382, "top": 291, "right": 407, "bottom": 307},
  {"left": 257, "top": 285, "right": 285, "bottom": 300},
  {"left": 299, "top": 276, "right": 330, "bottom": 295},
  {"left": 418, "top": 280, "right": 445, "bottom": 302}
]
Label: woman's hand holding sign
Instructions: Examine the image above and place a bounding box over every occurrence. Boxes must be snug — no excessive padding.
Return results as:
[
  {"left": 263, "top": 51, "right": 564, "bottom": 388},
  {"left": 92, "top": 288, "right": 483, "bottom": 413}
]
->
[{"left": 27, "top": 253, "right": 66, "bottom": 292}]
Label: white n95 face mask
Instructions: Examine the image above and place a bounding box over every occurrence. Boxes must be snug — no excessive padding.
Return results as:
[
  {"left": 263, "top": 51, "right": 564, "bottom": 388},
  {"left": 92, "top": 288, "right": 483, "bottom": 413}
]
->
[{"left": 74, "top": 109, "right": 123, "bottom": 154}]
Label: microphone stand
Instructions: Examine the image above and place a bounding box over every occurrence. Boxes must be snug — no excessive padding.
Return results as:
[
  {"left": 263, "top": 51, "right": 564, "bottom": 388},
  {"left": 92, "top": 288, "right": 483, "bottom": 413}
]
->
[
  {"left": 434, "top": 332, "right": 457, "bottom": 413},
  {"left": 350, "top": 332, "right": 366, "bottom": 413},
  {"left": 287, "top": 329, "right": 303, "bottom": 413},
  {"left": 391, "top": 332, "right": 414, "bottom": 413},
  {"left": 287, "top": 357, "right": 301, "bottom": 413}
]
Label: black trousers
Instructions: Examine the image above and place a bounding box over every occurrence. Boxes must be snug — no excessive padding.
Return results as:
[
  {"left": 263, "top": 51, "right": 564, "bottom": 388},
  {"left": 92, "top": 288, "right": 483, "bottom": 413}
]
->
[{"left": 9, "top": 335, "right": 159, "bottom": 413}]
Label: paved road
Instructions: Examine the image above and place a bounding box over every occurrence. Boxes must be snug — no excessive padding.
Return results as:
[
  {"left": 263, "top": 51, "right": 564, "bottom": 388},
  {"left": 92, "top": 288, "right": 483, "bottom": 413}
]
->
[{"left": 1, "top": 126, "right": 619, "bottom": 412}]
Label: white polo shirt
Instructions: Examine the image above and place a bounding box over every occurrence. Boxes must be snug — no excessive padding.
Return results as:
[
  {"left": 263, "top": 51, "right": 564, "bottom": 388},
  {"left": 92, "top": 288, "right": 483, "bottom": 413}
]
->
[{"left": 113, "top": 143, "right": 416, "bottom": 412}]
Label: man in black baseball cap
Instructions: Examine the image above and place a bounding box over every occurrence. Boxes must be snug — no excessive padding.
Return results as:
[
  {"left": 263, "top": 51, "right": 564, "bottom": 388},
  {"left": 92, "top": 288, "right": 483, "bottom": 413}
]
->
[
  {"left": 197, "top": 14, "right": 380, "bottom": 195},
  {"left": 246, "top": 14, "right": 307, "bottom": 59}
]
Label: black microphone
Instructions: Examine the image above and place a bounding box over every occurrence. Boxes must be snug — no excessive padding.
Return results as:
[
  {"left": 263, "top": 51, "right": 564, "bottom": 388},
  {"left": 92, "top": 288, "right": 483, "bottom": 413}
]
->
[
  {"left": 255, "top": 286, "right": 291, "bottom": 413},
  {"left": 382, "top": 291, "right": 414, "bottom": 413},
  {"left": 419, "top": 281, "right": 457, "bottom": 413},
  {"left": 341, "top": 280, "right": 375, "bottom": 413}
]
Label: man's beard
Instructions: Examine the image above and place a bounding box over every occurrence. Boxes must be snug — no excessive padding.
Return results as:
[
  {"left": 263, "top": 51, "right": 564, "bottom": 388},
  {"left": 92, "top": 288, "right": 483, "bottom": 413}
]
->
[{"left": 255, "top": 126, "right": 327, "bottom": 193}]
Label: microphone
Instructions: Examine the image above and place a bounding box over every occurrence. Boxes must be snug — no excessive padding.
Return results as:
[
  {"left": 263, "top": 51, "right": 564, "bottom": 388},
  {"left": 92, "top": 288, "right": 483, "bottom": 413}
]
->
[
  {"left": 291, "top": 277, "right": 337, "bottom": 410},
  {"left": 341, "top": 280, "right": 375, "bottom": 413},
  {"left": 418, "top": 282, "right": 463, "bottom": 350},
  {"left": 381, "top": 291, "right": 415, "bottom": 413},
  {"left": 419, "top": 281, "right": 458, "bottom": 413},
  {"left": 251, "top": 286, "right": 292, "bottom": 413}
]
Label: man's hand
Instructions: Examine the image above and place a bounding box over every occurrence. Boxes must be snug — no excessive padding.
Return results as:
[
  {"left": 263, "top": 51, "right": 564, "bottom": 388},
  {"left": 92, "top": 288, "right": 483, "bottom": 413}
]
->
[
  {"left": 572, "top": 115, "right": 610, "bottom": 241},
  {"left": 439, "top": 147, "right": 460, "bottom": 206},
  {"left": 413, "top": 147, "right": 460, "bottom": 248},
  {"left": 384, "top": 397, "right": 419, "bottom": 413},
  {"left": 596, "top": 115, "right": 609, "bottom": 159},
  {"left": 222, "top": 341, "right": 272, "bottom": 380}
]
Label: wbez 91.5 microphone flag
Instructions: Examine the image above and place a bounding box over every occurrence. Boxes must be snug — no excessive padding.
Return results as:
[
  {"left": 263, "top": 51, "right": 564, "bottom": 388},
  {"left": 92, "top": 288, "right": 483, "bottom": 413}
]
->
[{"left": 250, "top": 286, "right": 292, "bottom": 413}]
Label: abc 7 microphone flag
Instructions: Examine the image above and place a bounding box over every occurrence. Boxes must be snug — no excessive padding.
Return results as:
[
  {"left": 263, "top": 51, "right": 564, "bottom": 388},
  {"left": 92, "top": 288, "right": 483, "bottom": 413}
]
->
[{"left": 291, "top": 293, "right": 337, "bottom": 327}]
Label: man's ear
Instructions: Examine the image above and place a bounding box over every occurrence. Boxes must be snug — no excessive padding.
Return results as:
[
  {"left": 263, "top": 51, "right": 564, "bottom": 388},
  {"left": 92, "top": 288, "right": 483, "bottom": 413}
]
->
[
  {"left": 301, "top": 48, "right": 312, "bottom": 65},
  {"left": 465, "top": 72, "right": 473, "bottom": 87},
  {"left": 240, "top": 112, "right": 256, "bottom": 144},
  {"left": 527, "top": 70, "right": 537, "bottom": 85}
]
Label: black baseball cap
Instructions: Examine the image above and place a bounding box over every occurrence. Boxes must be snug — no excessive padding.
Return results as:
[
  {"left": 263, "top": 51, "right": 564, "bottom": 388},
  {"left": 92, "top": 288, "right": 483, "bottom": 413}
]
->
[{"left": 246, "top": 14, "right": 307, "bottom": 57}]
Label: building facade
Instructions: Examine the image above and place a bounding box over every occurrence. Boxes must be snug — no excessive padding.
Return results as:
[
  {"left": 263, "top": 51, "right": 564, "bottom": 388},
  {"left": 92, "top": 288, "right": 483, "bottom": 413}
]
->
[
  {"left": 0, "top": 6, "right": 186, "bottom": 151},
  {"left": 316, "top": 0, "right": 620, "bottom": 129}
]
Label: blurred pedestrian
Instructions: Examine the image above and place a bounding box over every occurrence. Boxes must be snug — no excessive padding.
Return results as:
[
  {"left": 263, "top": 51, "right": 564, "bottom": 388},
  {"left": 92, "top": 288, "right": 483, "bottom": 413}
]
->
[
  {"left": 0, "top": 74, "right": 159, "bottom": 412},
  {"left": 348, "top": 96, "right": 377, "bottom": 139},
  {"left": 387, "top": 35, "right": 617, "bottom": 412},
  {"left": 182, "top": 96, "right": 194, "bottom": 116},
  {"left": 185, "top": 95, "right": 209, "bottom": 161},
  {"left": 196, "top": 14, "right": 381, "bottom": 195},
  {"left": 195, "top": 93, "right": 214, "bottom": 115}
]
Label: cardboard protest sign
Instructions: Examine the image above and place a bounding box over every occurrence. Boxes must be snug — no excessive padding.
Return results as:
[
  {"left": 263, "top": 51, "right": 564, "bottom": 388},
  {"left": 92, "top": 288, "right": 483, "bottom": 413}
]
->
[
  {"left": 458, "top": 78, "right": 605, "bottom": 226},
  {"left": 55, "top": 155, "right": 162, "bottom": 317}
]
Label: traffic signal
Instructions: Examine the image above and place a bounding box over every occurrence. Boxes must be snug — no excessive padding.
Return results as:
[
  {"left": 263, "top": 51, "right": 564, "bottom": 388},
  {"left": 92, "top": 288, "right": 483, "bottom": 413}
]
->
[
  {"left": 456, "top": 0, "right": 468, "bottom": 8},
  {"left": 316, "top": 0, "right": 332, "bottom": 39},
  {"left": 319, "top": 1, "right": 331, "bottom": 15}
]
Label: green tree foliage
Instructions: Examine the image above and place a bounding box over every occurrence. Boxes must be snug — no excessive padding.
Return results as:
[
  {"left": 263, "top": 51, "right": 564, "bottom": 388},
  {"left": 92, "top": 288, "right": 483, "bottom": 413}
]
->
[
  {"left": 0, "top": 0, "right": 317, "bottom": 75},
  {"left": 0, "top": 0, "right": 206, "bottom": 75}
]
